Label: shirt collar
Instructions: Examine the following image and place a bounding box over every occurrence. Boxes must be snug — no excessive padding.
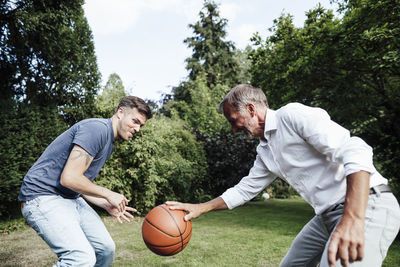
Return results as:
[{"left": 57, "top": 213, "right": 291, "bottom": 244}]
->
[{"left": 260, "top": 108, "right": 277, "bottom": 146}]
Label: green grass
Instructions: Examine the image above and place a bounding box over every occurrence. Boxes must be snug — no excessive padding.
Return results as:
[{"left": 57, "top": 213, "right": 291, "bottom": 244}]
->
[{"left": 1, "top": 199, "right": 399, "bottom": 266}]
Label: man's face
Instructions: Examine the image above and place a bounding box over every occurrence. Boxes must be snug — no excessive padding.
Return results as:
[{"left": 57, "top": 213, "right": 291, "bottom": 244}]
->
[
  {"left": 116, "top": 107, "right": 147, "bottom": 141},
  {"left": 223, "top": 103, "right": 262, "bottom": 139}
]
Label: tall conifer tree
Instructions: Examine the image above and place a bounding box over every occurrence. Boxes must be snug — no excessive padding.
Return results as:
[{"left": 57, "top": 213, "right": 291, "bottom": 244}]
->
[{"left": 173, "top": 0, "right": 240, "bottom": 102}]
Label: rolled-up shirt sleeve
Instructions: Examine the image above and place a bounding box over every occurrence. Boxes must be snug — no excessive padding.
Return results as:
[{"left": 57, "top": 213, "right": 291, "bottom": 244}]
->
[
  {"left": 220, "top": 154, "right": 276, "bottom": 209},
  {"left": 336, "top": 136, "right": 374, "bottom": 176}
]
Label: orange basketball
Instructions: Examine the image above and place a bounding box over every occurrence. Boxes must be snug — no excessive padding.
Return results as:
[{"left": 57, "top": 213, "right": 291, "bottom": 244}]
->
[{"left": 142, "top": 204, "right": 192, "bottom": 256}]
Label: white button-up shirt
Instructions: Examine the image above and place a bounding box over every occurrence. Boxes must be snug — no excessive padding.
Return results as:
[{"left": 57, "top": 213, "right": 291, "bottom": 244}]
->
[{"left": 221, "top": 103, "right": 387, "bottom": 215}]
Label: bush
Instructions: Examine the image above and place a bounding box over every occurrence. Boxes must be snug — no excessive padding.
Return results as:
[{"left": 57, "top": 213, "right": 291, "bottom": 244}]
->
[
  {"left": 0, "top": 218, "right": 27, "bottom": 234},
  {"left": 0, "top": 105, "right": 67, "bottom": 218},
  {"left": 196, "top": 130, "right": 259, "bottom": 197},
  {"left": 162, "top": 77, "right": 231, "bottom": 135},
  {"left": 95, "top": 116, "right": 208, "bottom": 214}
]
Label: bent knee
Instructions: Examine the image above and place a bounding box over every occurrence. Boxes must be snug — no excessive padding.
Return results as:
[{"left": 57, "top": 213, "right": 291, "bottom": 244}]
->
[
  {"left": 97, "top": 239, "right": 116, "bottom": 258},
  {"left": 102, "top": 239, "right": 116, "bottom": 256}
]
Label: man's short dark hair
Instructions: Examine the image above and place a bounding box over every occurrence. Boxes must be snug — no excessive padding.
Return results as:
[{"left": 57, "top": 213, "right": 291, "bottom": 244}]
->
[{"left": 117, "top": 96, "right": 152, "bottom": 119}]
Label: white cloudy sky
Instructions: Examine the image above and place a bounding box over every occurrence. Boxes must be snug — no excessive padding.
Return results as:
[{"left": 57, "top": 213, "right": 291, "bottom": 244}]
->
[{"left": 83, "top": 0, "right": 337, "bottom": 102}]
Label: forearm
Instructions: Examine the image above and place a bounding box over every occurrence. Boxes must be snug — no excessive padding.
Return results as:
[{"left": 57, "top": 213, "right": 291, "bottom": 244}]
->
[
  {"left": 343, "top": 170, "right": 370, "bottom": 220},
  {"left": 166, "top": 196, "right": 228, "bottom": 221},
  {"left": 199, "top": 197, "right": 228, "bottom": 213},
  {"left": 61, "top": 145, "right": 128, "bottom": 212},
  {"left": 82, "top": 194, "right": 110, "bottom": 209},
  {"left": 327, "top": 170, "right": 371, "bottom": 266},
  {"left": 61, "top": 174, "right": 112, "bottom": 200}
]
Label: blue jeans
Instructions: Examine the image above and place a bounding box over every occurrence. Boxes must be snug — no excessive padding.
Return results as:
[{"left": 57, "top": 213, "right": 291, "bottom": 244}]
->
[
  {"left": 21, "top": 195, "right": 115, "bottom": 267},
  {"left": 280, "top": 192, "right": 400, "bottom": 266}
]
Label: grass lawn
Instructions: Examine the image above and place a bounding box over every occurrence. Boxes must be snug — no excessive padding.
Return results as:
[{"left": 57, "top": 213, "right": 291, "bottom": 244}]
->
[{"left": 1, "top": 199, "right": 399, "bottom": 266}]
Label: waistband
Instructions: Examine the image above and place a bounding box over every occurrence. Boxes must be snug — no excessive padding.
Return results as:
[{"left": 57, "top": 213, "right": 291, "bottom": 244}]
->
[
  {"left": 370, "top": 184, "right": 391, "bottom": 195},
  {"left": 325, "top": 184, "right": 391, "bottom": 213}
]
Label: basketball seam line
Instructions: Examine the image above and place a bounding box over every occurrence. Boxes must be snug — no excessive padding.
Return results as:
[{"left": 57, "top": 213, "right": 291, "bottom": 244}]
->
[
  {"left": 143, "top": 227, "right": 192, "bottom": 248},
  {"left": 144, "top": 218, "right": 182, "bottom": 238},
  {"left": 160, "top": 205, "right": 185, "bottom": 251},
  {"left": 144, "top": 230, "right": 192, "bottom": 248}
]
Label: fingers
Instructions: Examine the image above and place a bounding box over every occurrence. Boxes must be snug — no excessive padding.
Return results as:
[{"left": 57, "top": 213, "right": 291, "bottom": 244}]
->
[
  {"left": 120, "top": 197, "right": 129, "bottom": 212},
  {"left": 165, "top": 201, "right": 201, "bottom": 221},
  {"left": 165, "top": 201, "right": 179, "bottom": 205},
  {"left": 116, "top": 196, "right": 130, "bottom": 212},
  {"left": 124, "top": 212, "right": 134, "bottom": 219},
  {"left": 119, "top": 202, "right": 125, "bottom": 213},
  {"left": 165, "top": 201, "right": 184, "bottom": 210},
  {"left": 348, "top": 243, "right": 358, "bottom": 263},
  {"left": 165, "top": 202, "right": 189, "bottom": 213},
  {"left": 328, "top": 235, "right": 339, "bottom": 267},
  {"left": 113, "top": 209, "right": 134, "bottom": 223},
  {"left": 328, "top": 232, "right": 364, "bottom": 267},
  {"left": 125, "top": 206, "right": 137, "bottom": 213},
  {"left": 356, "top": 244, "right": 363, "bottom": 261},
  {"left": 328, "top": 234, "right": 350, "bottom": 267},
  {"left": 338, "top": 242, "right": 349, "bottom": 267},
  {"left": 184, "top": 212, "right": 195, "bottom": 222},
  {"left": 107, "top": 192, "right": 129, "bottom": 212}
]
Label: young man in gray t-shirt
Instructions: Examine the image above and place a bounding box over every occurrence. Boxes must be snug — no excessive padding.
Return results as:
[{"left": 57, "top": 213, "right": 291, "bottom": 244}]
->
[{"left": 19, "top": 96, "right": 152, "bottom": 267}]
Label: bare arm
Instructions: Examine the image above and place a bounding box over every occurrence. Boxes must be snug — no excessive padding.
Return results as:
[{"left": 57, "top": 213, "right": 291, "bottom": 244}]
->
[
  {"left": 328, "top": 170, "right": 370, "bottom": 267},
  {"left": 82, "top": 194, "right": 110, "bottom": 208},
  {"left": 166, "top": 197, "right": 228, "bottom": 221},
  {"left": 60, "top": 145, "right": 128, "bottom": 212}
]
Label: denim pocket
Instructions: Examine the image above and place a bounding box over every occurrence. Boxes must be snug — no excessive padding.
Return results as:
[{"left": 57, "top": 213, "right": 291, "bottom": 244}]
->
[{"left": 22, "top": 195, "right": 61, "bottom": 237}]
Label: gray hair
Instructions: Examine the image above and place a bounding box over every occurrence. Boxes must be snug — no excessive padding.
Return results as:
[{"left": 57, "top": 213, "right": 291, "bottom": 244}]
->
[{"left": 219, "top": 84, "right": 268, "bottom": 113}]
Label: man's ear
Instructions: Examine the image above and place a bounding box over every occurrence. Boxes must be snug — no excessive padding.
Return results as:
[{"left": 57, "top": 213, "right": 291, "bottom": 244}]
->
[
  {"left": 246, "top": 103, "right": 256, "bottom": 117},
  {"left": 116, "top": 107, "right": 124, "bottom": 119}
]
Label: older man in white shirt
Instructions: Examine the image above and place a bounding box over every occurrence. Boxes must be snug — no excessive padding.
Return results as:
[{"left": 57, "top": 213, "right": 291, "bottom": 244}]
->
[{"left": 167, "top": 84, "right": 400, "bottom": 267}]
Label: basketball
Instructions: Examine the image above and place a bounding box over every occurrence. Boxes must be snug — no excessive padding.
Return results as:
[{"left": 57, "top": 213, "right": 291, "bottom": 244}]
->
[{"left": 142, "top": 204, "right": 192, "bottom": 256}]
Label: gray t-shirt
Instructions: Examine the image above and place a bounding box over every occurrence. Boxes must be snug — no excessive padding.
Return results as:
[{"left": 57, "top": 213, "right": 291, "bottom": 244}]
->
[{"left": 18, "top": 118, "right": 115, "bottom": 201}]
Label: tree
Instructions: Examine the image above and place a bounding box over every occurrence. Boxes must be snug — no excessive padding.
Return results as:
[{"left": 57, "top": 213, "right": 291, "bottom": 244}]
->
[
  {"left": 331, "top": 0, "right": 400, "bottom": 196},
  {"left": 234, "top": 45, "right": 253, "bottom": 85},
  {"left": 96, "top": 73, "right": 126, "bottom": 117},
  {"left": 249, "top": 0, "right": 400, "bottom": 198},
  {"left": 250, "top": 6, "right": 339, "bottom": 109},
  {"left": 160, "top": 1, "right": 261, "bottom": 199},
  {"left": 173, "top": 0, "right": 240, "bottom": 103},
  {"left": 0, "top": 0, "right": 100, "bottom": 217},
  {"left": 0, "top": 0, "right": 100, "bottom": 123},
  {"left": 0, "top": 106, "right": 67, "bottom": 218}
]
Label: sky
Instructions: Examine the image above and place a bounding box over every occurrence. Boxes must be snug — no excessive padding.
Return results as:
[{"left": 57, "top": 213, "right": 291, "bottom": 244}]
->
[{"left": 83, "top": 0, "right": 337, "bottom": 102}]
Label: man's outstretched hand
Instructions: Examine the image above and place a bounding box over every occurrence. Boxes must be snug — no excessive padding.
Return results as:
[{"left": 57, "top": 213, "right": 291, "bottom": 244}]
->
[
  {"left": 166, "top": 197, "right": 228, "bottom": 221},
  {"left": 165, "top": 201, "right": 202, "bottom": 221},
  {"left": 106, "top": 205, "right": 136, "bottom": 224}
]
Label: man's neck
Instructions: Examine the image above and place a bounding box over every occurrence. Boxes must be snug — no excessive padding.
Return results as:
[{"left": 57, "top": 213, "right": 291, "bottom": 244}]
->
[
  {"left": 110, "top": 115, "right": 118, "bottom": 139},
  {"left": 256, "top": 107, "right": 268, "bottom": 139}
]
